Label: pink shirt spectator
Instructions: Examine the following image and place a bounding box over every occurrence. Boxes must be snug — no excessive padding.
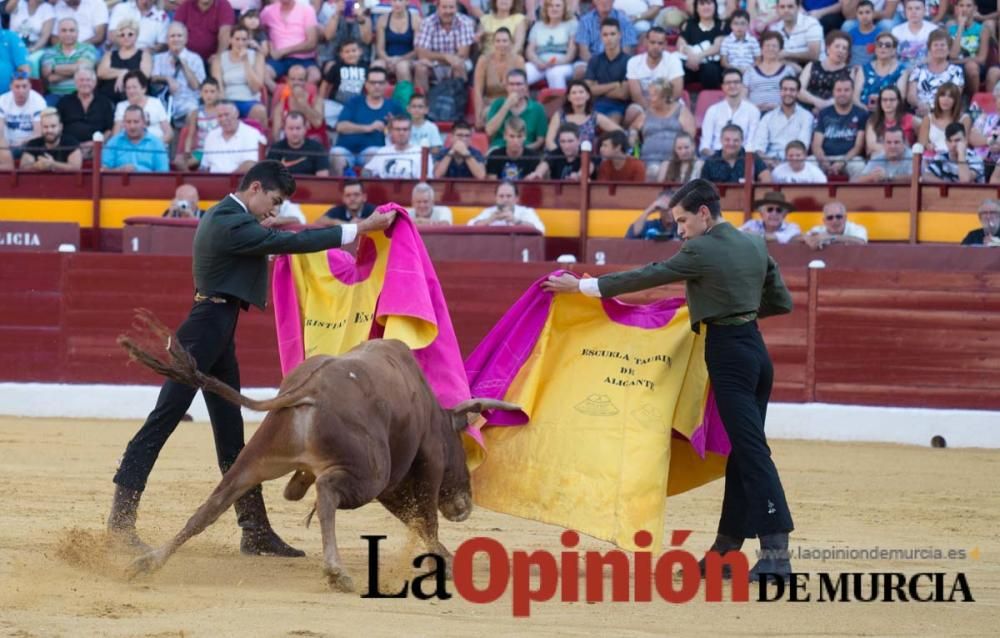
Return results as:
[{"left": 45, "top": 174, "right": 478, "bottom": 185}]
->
[
  {"left": 260, "top": 2, "right": 319, "bottom": 60},
  {"left": 174, "top": 0, "right": 236, "bottom": 61}
]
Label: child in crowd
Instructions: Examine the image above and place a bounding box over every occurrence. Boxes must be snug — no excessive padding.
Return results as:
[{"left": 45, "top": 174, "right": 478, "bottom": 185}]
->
[
  {"left": 175, "top": 78, "right": 222, "bottom": 171},
  {"left": 407, "top": 94, "right": 443, "bottom": 154},
  {"left": 320, "top": 39, "right": 368, "bottom": 129},
  {"left": 720, "top": 10, "right": 760, "bottom": 71}
]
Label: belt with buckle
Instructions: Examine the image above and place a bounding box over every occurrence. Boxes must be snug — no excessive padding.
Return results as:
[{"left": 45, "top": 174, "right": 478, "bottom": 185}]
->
[
  {"left": 706, "top": 311, "right": 758, "bottom": 326},
  {"left": 194, "top": 292, "right": 230, "bottom": 304}
]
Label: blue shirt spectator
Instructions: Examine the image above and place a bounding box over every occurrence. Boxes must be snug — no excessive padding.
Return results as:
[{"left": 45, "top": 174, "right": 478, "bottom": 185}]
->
[
  {"left": 102, "top": 106, "right": 169, "bottom": 172},
  {"left": 333, "top": 71, "right": 405, "bottom": 155},
  {"left": 0, "top": 28, "right": 29, "bottom": 94},
  {"left": 575, "top": 5, "right": 638, "bottom": 58}
]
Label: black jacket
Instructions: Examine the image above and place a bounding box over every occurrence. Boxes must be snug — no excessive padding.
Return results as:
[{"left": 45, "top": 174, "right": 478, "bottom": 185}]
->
[{"left": 193, "top": 194, "right": 346, "bottom": 309}]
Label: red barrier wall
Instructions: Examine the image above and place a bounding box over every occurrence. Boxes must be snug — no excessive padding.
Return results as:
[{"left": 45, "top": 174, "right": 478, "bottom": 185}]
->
[{"left": 1, "top": 253, "right": 997, "bottom": 410}]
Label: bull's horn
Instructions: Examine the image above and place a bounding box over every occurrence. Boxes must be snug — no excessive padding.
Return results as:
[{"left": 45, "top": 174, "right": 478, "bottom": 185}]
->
[{"left": 450, "top": 399, "right": 522, "bottom": 431}]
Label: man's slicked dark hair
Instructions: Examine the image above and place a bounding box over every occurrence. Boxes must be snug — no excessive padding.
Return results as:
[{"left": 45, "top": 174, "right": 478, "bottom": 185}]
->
[
  {"left": 668, "top": 179, "right": 722, "bottom": 219},
  {"left": 239, "top": 160, "right": 296, "bottom": 197}
]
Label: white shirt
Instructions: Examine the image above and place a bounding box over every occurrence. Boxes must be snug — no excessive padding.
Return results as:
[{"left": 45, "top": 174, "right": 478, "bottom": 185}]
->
[
  {"left": 891, "top": 20, "right": 936, "bottom": 64},
  {"left": 0, "top": 90, "right": 46, "bottom": 147},
  {"left": 625, "top": 52, "right": 684, "bottom": 99},
  {"left": 467, "top": 205, "right": 545, "bottom": 233},
  {"left": 700, "top": 98, "right": 761, "bottom": 154},
  {"left": 407, "top": 205, "right": 454, "bottom": 225},
  {"left": 114, "top": 98, "right": 170, "bottom": 141},
  {"left": 750, "top": 104, "right": 814, "bottom": 159},
  {"left": 363, "top": 143, "right": 431, "bottom": 179},
  {"left": 740, "top": 218, "right": 802, "bottom": 244},
  {"left": 771, "top": 12, "right": 822, "bottom": 58},
  {"left": 808, "top": 220, "right": 868, "bottom": 242},
  {"left": 614, "top": 0, "right": 652, "bottom": 18},
  {"left": 410, "top": 120, "right": 443, "bottom": 149},
  {"left": 227, "top": 192, "right": 358, "bottom": 244},
  {"left": 54, "top": 0, "right": 109, "bottom": 44},
  {"left": 202, "top": 123, "right": 266, "bottom": 173},
  {"left": 771, "top": 161, "right": 828, "bottom": 183},
  {"left": 10, "top": 1, "right": 55, "bottom": 46},
  {"left": 151, "top": 48, "right": 207, "bottom": 116},
  {"left": 108, "top": 1, "right": 169, "bottom": 50}
]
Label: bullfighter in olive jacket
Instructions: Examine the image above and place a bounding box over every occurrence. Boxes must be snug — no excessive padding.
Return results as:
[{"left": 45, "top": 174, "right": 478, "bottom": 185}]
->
[{"left": 543, "top": 178, "right": 795, "bottom": 582}]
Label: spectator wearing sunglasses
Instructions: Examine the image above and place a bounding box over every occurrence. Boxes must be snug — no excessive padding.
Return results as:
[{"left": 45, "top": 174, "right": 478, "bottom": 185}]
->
[
  {"left": 97, "top": 19, "right": 152, "bottom": 104},
  {"left": 740, "top": 190, "right": 801, "bottom": 243},
  {"left": 798, "top": 201, "right": 869, "bottom": 249}
]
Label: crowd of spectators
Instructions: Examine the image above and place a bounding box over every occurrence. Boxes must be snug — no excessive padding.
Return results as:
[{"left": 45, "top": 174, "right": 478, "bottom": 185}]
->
[
  {"left": 0, "top": 0, "right": 998, "bottom": 241},
  {"left": 1, "top": 0, "right": 998, "bottom": 181}
]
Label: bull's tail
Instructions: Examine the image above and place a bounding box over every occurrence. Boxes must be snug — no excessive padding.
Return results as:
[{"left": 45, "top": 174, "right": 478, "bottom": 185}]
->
[{"left": 117, "top": 309, "right": 314, "bottom": 412}]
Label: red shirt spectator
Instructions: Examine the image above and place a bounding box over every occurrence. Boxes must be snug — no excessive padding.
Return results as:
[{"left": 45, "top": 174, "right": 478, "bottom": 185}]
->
[
  {"left": 174, "top": 0, "right": 236, "bottom": 61},
  {"left": 597, "top": 156, "right": 646, "bottom": 182}
]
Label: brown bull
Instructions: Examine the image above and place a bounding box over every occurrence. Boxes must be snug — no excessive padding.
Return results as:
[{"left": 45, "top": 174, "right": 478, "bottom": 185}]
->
[{"left": 118, "top": 310, "right": 516, "bottom": 592}]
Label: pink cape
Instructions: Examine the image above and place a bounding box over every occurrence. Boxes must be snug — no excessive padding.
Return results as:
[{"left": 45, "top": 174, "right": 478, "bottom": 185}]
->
[{"left": 271, "top": 205, "right": 473, "bottom": 432}]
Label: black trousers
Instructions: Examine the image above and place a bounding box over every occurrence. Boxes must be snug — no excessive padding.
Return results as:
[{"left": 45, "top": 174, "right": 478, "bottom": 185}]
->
[
  {"left": 114, "top": 299, "right": 246, "bottom": 492},
  {"left": 705, "top": 321, "right": 793, "bottom": 539},
  {"left": 684, "top": 62, "right": 723, "bottom": 90}
]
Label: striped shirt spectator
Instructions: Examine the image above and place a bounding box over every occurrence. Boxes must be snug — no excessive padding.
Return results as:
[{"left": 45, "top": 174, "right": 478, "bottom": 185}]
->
[
  {"left": 41, "top": 21, "right": 100, "bottom": 97},
  {"left": 414, "top": 10, "right": 476, "bottom": 55},
  {"left": 721, "top": 34, "right": 761, "bottom": 71}
]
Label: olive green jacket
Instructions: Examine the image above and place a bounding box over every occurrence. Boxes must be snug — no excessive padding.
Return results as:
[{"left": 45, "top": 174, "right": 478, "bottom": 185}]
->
[
  {"left": 193, "top": 194, "right": 346, "bottom": 309},
  {"left": 598, "top": 221, "right": 793, "bottom": 331}
]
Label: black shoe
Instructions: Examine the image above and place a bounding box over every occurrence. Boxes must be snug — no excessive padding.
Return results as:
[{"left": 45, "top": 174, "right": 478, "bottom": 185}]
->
[
  {"left": 749, "top": 532, "right": 792, "bottom": 583},
  {"left": 107, "top": 484, "right": 152, "bottom": 553},
  {"left": 180, "top": 413, "right": 194, "bottom": 422},
  {"left": 240, "top": 527, "right": 306, "bottom": 557},
  {"left": 690, "top": 533, "right": 744, "bottom": 580},
  {"left": 234, "top": 485, "right": 305, "bottom": 558}
]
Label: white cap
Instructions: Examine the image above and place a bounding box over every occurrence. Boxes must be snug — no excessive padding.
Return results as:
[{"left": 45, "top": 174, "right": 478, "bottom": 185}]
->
[{"left": 808, "top": 259, "right": 826, "bottom": 269}]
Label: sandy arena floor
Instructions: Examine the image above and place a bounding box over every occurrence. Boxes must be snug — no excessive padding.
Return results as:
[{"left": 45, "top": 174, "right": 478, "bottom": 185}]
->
[{"left": 0, "top": 416, "right": 997, "bottom": 637}]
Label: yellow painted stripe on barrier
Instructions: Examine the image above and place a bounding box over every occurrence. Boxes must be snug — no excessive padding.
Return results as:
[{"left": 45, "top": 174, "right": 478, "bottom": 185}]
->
[
  {"left": 0, "top": 199, "right": 92, "bottom": 226},
  {"left": 784, "top": 212, "right": 912, "bottom": 241},
  {"left": 450, "top": 206, "right": 580, "bottom": 237},
  {"left": 918, "top": 212, "right": 979, "bottom": 243},
  {"left": 0, "top": 199, "right": 975, "bottom": 244},
  {"left": 302, "top": 204, "right": 329, "bottom": 222}
]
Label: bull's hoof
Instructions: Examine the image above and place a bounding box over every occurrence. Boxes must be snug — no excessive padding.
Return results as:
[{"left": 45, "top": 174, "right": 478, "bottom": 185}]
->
[{"left": 324, "top": 567, "right": 355, "bottom": 593}]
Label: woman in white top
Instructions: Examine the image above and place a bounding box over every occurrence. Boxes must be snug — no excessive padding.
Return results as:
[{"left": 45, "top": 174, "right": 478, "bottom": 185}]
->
[
  {"left": 468, "top": 180, "right": 545, "bottom": 233},
  {"left": 111, "top": 70, "right": 173, "bottom": 144},
  {"left": 6, "top": 0, "right": 54, "bottom": 61},
  {"left": 917, "top": 82, "right": 970, "bottom": 153},
  {"left": 524, "top": 0, "right": 576, "bottom": 90},
  {"left": 408, "top": 182, "right": 453, "bottom": 226}
]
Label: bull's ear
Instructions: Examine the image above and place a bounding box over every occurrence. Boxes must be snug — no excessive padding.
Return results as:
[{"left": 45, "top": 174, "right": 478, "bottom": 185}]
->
[{"left": 449, "top": 398, "right": 522, "bottom": 432}]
